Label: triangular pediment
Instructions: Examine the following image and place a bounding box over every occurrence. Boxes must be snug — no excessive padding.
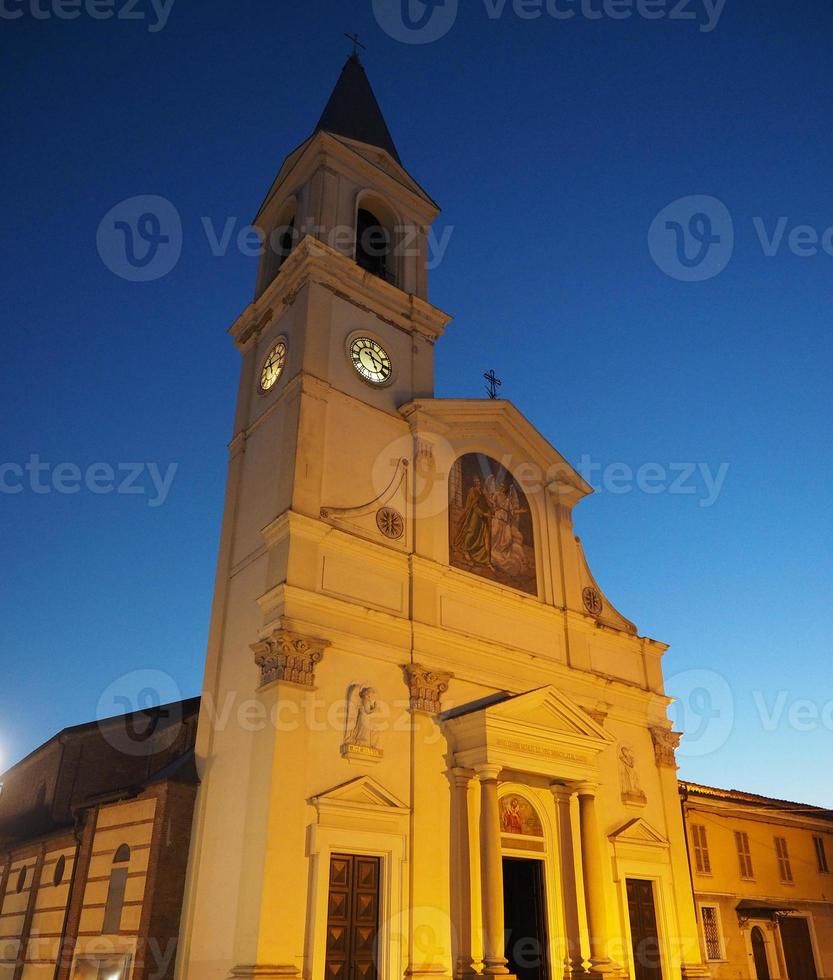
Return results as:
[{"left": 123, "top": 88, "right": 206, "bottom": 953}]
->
[
  {"left": 399, "top": 399, "right": 594, "bottom": 507},
  {"left": 486, "top": 687, "right": 614, "bottom": 743},
  {"left": 311, "top": 775, "right": 408, "bottom": 813},
  {"left": 609, "top": 817, "right": 669, "bottom": 848}
]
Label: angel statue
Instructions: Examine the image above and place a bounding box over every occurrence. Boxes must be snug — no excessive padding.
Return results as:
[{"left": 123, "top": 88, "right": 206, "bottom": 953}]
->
[{"left": 344, "top": 684, "right": 380, "bottom": 750}]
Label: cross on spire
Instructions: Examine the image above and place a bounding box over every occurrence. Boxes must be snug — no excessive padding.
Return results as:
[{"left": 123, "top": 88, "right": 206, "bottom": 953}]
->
[
  {"left": 344, "top": 32, "right": 367, "bottom": 57},
  {"left": 484, "top": 369, "right": 502, "bottom": 400}
]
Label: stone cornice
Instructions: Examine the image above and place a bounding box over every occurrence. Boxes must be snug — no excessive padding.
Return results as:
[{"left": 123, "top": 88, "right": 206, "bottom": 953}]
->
[{"left": 229, "top": 236, "right": 451, "bottom": 350}]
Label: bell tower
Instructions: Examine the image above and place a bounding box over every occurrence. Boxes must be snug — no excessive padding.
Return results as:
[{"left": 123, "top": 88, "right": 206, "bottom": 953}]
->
[{"left": 177, "top": 55, "right": 453, "bottom": 980}]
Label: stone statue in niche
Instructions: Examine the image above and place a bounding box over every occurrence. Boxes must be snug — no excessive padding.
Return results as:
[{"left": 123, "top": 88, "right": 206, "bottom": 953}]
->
[
  {"left": 342, "top": 684, "right": 383, "bottom": 763},
  {"left": 619, "top": 744, "right": 647, "bottom": 805}
]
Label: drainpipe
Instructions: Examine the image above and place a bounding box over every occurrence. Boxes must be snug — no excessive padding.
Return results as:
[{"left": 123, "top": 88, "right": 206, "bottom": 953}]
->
[{"left": 679, "top": 785, "right": 706, "bottom": 963}]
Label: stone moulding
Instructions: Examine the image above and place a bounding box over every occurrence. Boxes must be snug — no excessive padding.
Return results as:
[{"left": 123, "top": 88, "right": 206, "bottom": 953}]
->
[{"left": 251, "top": 626, "right": 331, "bottom": 689}]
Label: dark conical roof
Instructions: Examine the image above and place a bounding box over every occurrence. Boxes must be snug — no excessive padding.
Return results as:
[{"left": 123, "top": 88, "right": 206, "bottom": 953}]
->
[{"left": 315, "top": 55, "right": 402, "bottom": 164}]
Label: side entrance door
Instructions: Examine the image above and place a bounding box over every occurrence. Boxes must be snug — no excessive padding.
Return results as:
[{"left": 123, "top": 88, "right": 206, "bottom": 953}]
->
[
  {"left": 780, "top": 917, "right": 818, "bottom": 980},
  {"left": 627, "top": 879, "right": 664, "bottom": 980},
  {"left": 325, "top": 854, "right": 381, "bottom": 980}
]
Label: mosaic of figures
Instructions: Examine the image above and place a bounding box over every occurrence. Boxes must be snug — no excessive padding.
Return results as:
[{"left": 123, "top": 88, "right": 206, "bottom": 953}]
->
[
  {"left": 449, "top": 454, "right": 537, "bottom": 596},
  {"left": 499, "top": 794, "right": 544, "bottom": 837}
]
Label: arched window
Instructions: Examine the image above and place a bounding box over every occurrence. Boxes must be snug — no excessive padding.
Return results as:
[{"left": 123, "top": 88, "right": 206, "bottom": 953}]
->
[
  {"left": 275, "top": 217, "right": 296, "bottom": 272},
  {"left": 259, "top": 203, "right": 297, "bottom": 295},
  {"left": 355, "top": 208, "right": 392, "bottom": 282},
  {"left": 752, "top": 927, "right": 770, "bottom": 980},
  {"left": 102, "top": 844, "right": 131, "bottom": 934},
  {"left": 16, "top": 867, "right": 27, "bottom": 893}
]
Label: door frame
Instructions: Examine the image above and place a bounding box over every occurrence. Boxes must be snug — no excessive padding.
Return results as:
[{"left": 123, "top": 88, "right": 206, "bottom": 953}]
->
[
  {"left": 776, "top": 914, "right": 824, "bottom": 980},
  {"left": 498, "top": 783, "right": 564, "bottom": 980},
  {"left": 309, "top": 825, "right": 407, "bottom": 980},
  {"left": 615, "top": 872, "right": 673, "bottom": 980},
  {"left": 502, "top": 855, "right": 551, "bottom": 980},
  {"left": 742, "top": 921, "right": 782, "bottom": 980}
]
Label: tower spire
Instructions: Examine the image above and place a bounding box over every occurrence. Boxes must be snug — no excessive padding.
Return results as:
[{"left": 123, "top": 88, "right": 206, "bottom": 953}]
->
[{"left": 314, "top": 54, "right": 402, "bottom": 164}]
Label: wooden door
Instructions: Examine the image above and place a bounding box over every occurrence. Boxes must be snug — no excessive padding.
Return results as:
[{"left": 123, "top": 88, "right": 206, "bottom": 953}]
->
[
  {"left": 627, "top": 879, "right": 663, "bottom": 980},
  {"left": 780, "top": 917, "right": 818, "bottom": 980},
  {"left": 325, "top": 854, "right": 381, "bottom": 980},
  {"left": 752, "top": 927, "right": 771, "bottom": 980}
]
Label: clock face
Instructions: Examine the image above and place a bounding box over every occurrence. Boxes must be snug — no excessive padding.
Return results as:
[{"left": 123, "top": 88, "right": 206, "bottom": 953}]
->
[
  {"left": 350, "top": 336, "right": 392, "bottom": 386},
  {"left": 260, "top": 340, "right": 287, "bottom": 391}
]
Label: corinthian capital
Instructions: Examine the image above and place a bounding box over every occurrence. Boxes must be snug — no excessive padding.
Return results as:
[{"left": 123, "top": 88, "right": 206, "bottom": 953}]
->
[
  {"left": 403, "top": 663, "right": 453, "bottom": 715},
  {"left": 251, "top": 624, "right": 330, "bottom": 689},
  {"left": 650, "top": 726, "right": 682, "bottom": 768}
]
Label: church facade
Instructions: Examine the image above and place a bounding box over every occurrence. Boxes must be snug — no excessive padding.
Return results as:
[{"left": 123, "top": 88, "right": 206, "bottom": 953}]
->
[{"left": 173, "top": 55, "right": 710, "bottom": 980}]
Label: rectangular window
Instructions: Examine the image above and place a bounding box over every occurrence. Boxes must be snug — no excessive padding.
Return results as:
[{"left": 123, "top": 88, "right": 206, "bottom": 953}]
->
[
  {"left": 700, "top": 906, "right": 723, "bottom": 961},
  {"left": 691, "top": 824, "right": 711, "bottom": 875},
  {"left": 735, "top": 831, "right": 754, "bottom": 879},
  {"left": 774, "top": 837, "right": 793, "bottom": 883},
  {"left": 813, "top": 836, "right": 829, "bottom": 874}
]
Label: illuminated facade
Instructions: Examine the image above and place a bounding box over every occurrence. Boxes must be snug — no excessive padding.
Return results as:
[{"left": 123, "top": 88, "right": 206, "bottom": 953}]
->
[{"left": 174, "top": 55, "right": 709, "bottom": 980}]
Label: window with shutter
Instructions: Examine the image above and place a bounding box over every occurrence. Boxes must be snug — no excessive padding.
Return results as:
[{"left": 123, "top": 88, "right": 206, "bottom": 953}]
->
[
  {"left": 691, "top": 824, "right": 711, "bottom": 875},
  {"left": 735, "top": 831, "right": 754, "bottom": 879},
  {"left": 774, "top": 837, "right": 793, "bottom": 883},
  {"left": 813, "top": 836, "right": 829, "bottom": 874}
]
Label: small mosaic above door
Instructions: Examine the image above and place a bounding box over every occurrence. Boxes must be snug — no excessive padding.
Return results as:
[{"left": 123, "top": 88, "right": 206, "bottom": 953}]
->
[{"left": 500, "top": 794, "right": 544, "bottom": 837}]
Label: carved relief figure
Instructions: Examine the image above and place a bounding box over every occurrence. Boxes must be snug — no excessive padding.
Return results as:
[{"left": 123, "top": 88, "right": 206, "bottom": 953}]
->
[
  {"left": 344, "top": 685, "right": 380, "bottom": 750},
  {"left": 499, "top": 795, "right": 544, "bottom": 837},
  {"left": 449, "top": 454, "right": 537, "bottom": 595},
  {"left": 619, "top": 744, "right": 647, "bottom": 804}
]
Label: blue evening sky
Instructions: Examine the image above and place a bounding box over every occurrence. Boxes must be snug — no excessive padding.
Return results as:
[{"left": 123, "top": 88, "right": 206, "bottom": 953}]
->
[{"left": 2, "top": 0, "right": 831, "bottom": 804}]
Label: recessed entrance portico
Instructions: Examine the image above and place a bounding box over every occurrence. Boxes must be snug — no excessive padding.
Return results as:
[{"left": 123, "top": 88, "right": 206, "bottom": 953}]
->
[{"left": 443, "top": 687, "right": 623, "bottom": 980}]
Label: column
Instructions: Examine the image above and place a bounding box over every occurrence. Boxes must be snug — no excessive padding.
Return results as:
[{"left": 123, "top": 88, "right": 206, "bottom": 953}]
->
[
  {"left": 576, "top": 784, "right": 619, "bottom": 978},
  {"left": 475, "top": 765, "right": 511, "bottom": 977},
  {"left": 451, "top": 769, "right": 479, "bottom": 979},
  {"left": 551, "top": 785, "right": 584, "bottom": 979}
]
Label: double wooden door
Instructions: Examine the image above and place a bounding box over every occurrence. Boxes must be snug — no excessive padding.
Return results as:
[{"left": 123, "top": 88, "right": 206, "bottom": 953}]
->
[
  {"left": 325, "top": 854, "right": 381, "bottom": 980},
  {"left": 780, "top": 917, "right": 818, "bottom": 980}
]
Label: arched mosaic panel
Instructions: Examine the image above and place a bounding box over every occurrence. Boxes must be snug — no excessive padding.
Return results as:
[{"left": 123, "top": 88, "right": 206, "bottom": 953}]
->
[
  {"left": 500, "top": 794, "right": 544, "bottom": 837},
  {"left": 448, "top": 454, "right": 537, "bottom": 596}
]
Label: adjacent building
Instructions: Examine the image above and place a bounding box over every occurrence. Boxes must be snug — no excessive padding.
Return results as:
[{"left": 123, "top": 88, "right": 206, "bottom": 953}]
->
[
  {"left": 681, "top": 782, "right": 833, "bottom": 980},
  {"left": 0, "top": 700, "right": 199, "bottom": 980}
]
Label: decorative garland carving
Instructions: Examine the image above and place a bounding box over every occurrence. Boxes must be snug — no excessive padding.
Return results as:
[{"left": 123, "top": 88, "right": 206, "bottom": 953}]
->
[{"left": 320, "top": 458, "right": 408, "bottom": 521}]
